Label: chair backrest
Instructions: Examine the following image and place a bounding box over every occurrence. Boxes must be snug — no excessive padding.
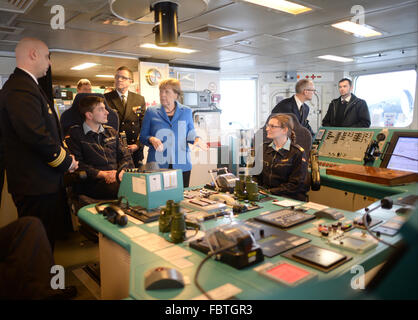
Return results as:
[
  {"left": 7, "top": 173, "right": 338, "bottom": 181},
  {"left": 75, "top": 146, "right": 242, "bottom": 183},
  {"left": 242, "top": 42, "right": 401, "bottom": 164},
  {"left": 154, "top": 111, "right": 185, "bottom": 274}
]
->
[
  {"left": 263, "top": 112, "right": 312, "bottom": 155},
  {"left": 60, "top": 93, "right": 119, "bottom": 135}
]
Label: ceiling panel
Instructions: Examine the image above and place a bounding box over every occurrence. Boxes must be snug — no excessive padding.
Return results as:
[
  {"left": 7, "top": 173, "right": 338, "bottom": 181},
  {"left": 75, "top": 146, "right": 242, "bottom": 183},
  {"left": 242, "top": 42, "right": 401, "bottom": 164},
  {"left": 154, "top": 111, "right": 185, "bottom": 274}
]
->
[
  {"left": 0, "top": 0, "right": 415, "bottom": 76},
  {"left": 8, "top": 20, "right": 126, "bottom": 52},
  {"left": 50, "top": 51, "right": 137, "bottom": 83}
]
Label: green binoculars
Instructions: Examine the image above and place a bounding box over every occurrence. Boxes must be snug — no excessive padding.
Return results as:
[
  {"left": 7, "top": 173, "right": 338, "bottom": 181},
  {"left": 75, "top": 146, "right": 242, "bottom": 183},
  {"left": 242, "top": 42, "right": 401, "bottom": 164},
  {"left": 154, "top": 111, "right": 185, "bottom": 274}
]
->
[
  {"left": 158, "top": 200, "right": 186, "bottom": 244},
  {"left": 234, "top": 175, "right": 259, "bottom": 201}
]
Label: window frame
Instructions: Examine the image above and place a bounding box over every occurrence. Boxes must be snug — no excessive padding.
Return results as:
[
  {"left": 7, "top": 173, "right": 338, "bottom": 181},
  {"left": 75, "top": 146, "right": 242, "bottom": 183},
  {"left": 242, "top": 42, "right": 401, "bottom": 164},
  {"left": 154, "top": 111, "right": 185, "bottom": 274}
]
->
[{"left": 351, "top": 66, "right": 417, "bottom": 128}]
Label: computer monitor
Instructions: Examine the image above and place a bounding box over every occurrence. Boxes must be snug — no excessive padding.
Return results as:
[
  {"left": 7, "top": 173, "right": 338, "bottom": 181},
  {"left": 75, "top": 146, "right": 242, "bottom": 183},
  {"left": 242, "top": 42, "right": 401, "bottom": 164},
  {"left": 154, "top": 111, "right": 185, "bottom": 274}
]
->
[
  {"left": 182, "top": 91, "right": 199, "bottom": 108},
  {"left": 380, "top": 131, "right": 418, "bottom": 173},
  {"left": 182, "top": 91, "right": 211, "bottom": 109}
]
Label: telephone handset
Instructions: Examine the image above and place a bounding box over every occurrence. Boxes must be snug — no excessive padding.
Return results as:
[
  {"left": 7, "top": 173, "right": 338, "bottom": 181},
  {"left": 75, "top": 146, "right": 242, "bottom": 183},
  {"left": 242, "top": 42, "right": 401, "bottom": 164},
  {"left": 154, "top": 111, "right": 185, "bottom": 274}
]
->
[
  {"left": 95, "top": 200, "right": 128, "bottom": 226},
  {"left": 310, "top": 149, "right": 321, "bottom": 191}
]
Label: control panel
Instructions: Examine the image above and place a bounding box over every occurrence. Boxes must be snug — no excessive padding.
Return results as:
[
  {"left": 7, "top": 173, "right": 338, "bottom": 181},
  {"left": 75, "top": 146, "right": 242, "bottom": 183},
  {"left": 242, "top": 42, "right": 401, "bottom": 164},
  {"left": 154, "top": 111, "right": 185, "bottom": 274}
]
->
[
  {"left": 318, "top": 130, "right": 374, "bottom": 161},
  {"left": 312, "top": 127, "right": 409, "bottom": 168}
]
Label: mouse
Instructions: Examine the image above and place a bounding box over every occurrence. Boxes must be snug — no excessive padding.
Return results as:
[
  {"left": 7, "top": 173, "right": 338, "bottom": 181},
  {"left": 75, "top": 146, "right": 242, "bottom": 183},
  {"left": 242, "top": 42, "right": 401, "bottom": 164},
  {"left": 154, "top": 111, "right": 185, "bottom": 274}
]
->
[
  {"left": 314, "top": 208, "right": 345, "bottom": 220},
  {"left": 144, "top": 267, "right": 185, "bottom": 290}
]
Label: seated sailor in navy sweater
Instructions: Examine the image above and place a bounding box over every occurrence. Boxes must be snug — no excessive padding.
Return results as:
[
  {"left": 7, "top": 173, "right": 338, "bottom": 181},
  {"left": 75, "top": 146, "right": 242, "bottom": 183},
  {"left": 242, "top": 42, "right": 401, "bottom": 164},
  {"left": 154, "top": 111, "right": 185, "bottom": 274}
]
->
[{"left": 66, "top": 96, "right": 134, "bottom": 199}]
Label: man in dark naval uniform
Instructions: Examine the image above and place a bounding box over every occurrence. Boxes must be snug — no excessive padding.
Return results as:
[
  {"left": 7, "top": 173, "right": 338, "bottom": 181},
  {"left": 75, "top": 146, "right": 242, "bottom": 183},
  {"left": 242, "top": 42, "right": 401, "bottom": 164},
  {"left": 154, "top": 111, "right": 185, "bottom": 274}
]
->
[
  {"left": 0, "top": 38, "right": 78, "bottom": 249},
  {"left": 322, "top": 78, "right": 371, "bottom": 128},
  {"left": 66, "top": 96, "right": 134, "bottom": 199},
  {"left": 269, "top": 79, "right": 316, "bottom": 136},
  {"left": 104, "top": 66, "right": 146, "bottom": 167}
]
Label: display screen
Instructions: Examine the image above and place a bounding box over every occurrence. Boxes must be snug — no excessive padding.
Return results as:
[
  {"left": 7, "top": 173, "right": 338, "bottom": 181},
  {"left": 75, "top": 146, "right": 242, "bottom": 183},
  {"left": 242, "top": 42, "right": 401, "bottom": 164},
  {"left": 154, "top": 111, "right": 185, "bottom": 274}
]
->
[
  {"left": 293, "top": 246, "right": 346, "bottom": 268},
  {"left": 387, "top": 137, "right": 418, "bottom": 173},
  {"left": 183, "top": 92, "right": 198, "bottom": 107},
  {"left": 266, "top": 263, "right": 311, "bottom": 284}
]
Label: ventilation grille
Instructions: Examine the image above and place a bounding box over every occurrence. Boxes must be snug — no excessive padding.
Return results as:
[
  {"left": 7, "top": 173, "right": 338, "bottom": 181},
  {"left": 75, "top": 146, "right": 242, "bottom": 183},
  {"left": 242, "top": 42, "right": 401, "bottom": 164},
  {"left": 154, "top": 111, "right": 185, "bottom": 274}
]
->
[
  {"left": 0, "top": 0, "right": 35, "bottom": 13},
  {"left": 182, "top": 25, "right": 241, "bottom": 41},
  {"left": 0, "top": 24, "right": 23, "bottom": 34}
]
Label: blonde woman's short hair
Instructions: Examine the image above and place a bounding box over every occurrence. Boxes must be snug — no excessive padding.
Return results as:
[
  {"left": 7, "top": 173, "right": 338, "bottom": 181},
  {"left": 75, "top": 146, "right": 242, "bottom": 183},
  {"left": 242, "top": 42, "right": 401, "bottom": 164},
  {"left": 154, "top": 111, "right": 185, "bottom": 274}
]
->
[{"left": 159, "top": 78, "right": 182, "bottom": 97}]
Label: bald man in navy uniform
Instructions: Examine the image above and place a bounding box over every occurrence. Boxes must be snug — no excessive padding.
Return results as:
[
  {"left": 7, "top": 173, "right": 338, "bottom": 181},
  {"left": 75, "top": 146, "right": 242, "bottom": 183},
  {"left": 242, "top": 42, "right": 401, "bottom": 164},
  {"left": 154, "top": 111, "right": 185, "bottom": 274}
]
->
[{"left": 0, "top": 38, "right": 78, "bottom": 249}]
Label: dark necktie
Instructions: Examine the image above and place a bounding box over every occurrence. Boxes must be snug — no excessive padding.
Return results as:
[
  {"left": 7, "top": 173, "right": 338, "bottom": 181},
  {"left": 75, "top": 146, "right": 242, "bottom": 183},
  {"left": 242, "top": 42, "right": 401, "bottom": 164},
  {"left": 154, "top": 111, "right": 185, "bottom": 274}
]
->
[
  {"left": 121, "top": 95, "right": 127, "bottom": 108},
  {"left": 300, "top": 104, "right": 305, "bottom": 119}
]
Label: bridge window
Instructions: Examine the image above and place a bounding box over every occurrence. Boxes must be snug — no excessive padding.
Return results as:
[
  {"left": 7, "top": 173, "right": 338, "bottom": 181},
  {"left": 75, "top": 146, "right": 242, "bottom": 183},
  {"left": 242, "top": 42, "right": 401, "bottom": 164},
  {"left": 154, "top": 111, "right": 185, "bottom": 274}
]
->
[
  {"left": 220, "top": 78, "right": 257, "bottom": 130},
  {"left": 354, "top": 69, "right": 416, "bottom": 127}
]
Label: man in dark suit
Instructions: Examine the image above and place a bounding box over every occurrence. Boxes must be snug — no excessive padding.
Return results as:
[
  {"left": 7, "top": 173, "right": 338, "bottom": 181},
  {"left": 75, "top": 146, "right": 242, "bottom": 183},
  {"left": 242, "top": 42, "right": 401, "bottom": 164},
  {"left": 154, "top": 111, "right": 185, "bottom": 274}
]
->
[
  {"left": 269, "top": 79, "right": 316, "bottom": 136},
  {"left": 0, "top": 38, "right": 78, "bottom": 249},
  {"left": 322, "top": 78, "right": 370, "bottom": 128},
  {"left": 104, "top": 66, "right": 146, "bottom": 167}
]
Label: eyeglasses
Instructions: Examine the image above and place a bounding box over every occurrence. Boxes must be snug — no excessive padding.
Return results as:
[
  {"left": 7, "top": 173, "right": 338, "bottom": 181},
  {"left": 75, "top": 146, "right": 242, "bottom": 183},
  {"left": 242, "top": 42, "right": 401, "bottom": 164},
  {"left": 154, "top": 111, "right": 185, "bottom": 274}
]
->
[
  {"left": 304, "top": 88, "right": 316, "bottom": 92},
  {"left": 266, "top": 124, "right": 282, "bottom": 129},
  {"left": 115, "top": 75, "right": 132, "bottom": 81}
]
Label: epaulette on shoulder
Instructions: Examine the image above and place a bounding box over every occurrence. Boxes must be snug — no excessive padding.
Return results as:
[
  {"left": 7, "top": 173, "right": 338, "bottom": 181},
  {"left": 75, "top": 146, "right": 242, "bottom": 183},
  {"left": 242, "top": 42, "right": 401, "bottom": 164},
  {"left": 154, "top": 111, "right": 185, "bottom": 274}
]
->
[
  {"left": 294, "top": 144, "right": 304, "bottom": 152},
  {"left": 69, "top": 124, "right": 81, "bottom": 129}
]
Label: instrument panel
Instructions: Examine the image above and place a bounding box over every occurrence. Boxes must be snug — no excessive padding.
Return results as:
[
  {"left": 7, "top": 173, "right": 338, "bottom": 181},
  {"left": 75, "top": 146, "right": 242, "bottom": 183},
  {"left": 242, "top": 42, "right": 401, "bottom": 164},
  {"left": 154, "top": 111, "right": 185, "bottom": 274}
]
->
[{"left": 318, "top": 130, "right": 374, "bottom": 162}]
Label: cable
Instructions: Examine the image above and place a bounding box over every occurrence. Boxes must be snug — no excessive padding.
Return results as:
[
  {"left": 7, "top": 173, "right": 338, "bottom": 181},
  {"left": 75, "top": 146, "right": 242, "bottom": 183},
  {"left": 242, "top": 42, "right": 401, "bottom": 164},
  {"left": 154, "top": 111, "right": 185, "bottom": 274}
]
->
[
  {"left": 362, "top": 209, "right": 398, "bottom": 249},
  {"left": 384, "top": 153, "right": 418, "bottom": 162},
  {"left": 194, "top": 242, "right": 241, "bottom": 300}
]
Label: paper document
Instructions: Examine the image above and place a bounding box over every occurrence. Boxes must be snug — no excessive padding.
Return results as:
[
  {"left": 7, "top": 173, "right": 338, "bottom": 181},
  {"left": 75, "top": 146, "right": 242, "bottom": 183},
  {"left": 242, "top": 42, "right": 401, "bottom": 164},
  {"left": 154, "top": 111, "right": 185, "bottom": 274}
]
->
[
  {"left": 120, "top": 226, "right": 148, "bottom": 238},
  {"left": 155, "top": 245, "right": 192, "bottom": 260},
  {"left": 273, "top": 199, "right": 301, "bottom": 207},
  {"left": 303, "top": 202, "right": 329, "bottom": 211},
  {"left": 132, "top": 233, "right": 172, "bottom": 252},
  {"left": 149, "top": 174, "right": 162, "bottom": 192},
  {"left": 171, "top": 258, "right": 194, "bottom": 269},
  {"left": 163, "top": 171, "right": 178, "bottom": 190},
  {"left": 132, "top": 176, "right": 146, "bottom": 195},
  {"left": 193, "top": 283, "right": 242, "bottom": 300}
]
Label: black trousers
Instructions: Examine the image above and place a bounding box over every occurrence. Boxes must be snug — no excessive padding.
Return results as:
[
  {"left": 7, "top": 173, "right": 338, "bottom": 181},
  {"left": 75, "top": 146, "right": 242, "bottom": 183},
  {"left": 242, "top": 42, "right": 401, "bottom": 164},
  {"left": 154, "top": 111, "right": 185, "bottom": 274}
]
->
[
  {"left": 132, "top": 147, "right": 144, "bottom": 168},
  {"left": 0, "top": 217, "right": 55, "bottom": 299},
  {"left": 77, "top": 180, "right": 119, "bottom": 200},
  {"left": 12, "top": 189, "right": 70, "bottom": 250}
]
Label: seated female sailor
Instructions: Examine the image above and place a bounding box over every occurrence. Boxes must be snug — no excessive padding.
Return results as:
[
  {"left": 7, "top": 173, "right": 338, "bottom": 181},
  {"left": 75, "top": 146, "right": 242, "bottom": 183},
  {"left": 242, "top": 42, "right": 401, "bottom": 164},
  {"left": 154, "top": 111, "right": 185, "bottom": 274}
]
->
[{"left": 254, "top": 114, "right": 308, "bottom": 201}]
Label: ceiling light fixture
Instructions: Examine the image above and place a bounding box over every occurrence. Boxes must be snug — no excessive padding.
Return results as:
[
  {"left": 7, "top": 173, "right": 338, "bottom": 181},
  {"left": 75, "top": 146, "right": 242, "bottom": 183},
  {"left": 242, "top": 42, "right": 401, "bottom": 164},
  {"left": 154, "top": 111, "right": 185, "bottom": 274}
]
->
[
  {"left": 96, "top": 75, "right": 115, "bottom": 78},
  {"left": 71, "top": 63, "right": 99, "bottom": 70},
  {"left": 242, "top": 0, "right": 312, "bottom": 15},
  {"left": 318, "top": 55, "right": 354, "bottom": 62},
  {"left": 140, "top": 43, "right": 197, "bottom": 54},
  {"left": 331, "top": 21, "right": 382, "bottom": 38}
]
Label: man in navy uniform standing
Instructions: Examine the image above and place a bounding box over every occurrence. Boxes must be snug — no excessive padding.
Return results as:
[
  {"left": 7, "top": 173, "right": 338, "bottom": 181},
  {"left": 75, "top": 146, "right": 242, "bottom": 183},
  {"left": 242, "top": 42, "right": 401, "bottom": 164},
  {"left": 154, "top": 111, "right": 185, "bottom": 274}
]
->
[
  {"left": 105, "top": 66, "right": 146, "bottom": 167},
  {"left": 269, "top": 79, "right": 316, "bottom": 136},
  {"left": 0, "top": 38, "right": 78, "bottom": 249}
]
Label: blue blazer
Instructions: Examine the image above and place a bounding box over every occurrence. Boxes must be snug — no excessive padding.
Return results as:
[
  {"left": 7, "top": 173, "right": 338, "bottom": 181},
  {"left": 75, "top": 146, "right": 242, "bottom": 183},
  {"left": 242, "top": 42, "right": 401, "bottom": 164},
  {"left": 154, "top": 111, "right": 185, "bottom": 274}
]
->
[{"left": 139, "top": 102, "right": 197, "bottom": 172}]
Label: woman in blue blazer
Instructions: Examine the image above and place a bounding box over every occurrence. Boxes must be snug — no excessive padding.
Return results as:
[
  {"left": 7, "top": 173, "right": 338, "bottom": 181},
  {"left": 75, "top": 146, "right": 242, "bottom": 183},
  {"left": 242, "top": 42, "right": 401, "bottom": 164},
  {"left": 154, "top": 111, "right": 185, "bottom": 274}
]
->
[{"left": 139, "top": 78, "right": 200, "bottom": 187}]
